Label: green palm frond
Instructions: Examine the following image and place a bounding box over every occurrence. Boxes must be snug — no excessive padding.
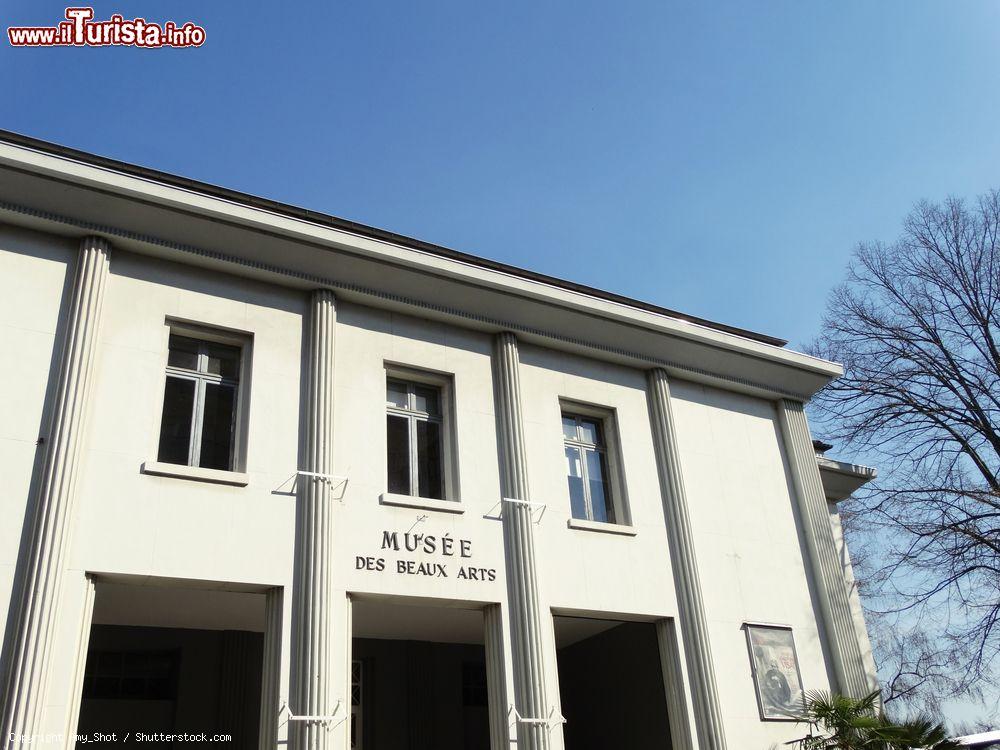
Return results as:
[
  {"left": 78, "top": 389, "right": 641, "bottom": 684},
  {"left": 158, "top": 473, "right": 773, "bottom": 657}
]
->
[{"left": 785, "top": 691, "right": 958, "bottom": 750}]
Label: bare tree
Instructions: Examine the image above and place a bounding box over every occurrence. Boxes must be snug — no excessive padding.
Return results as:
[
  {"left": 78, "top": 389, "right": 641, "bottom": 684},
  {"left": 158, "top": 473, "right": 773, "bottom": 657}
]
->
[{"left": 808, "top": 190, "right": 1000, "bottom": 710}]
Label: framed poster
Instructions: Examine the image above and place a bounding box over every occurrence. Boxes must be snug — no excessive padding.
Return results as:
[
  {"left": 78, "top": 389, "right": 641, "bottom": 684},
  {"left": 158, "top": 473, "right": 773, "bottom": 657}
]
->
[{"left": 744, "top": 624, "right": 805, "bottom": 720}]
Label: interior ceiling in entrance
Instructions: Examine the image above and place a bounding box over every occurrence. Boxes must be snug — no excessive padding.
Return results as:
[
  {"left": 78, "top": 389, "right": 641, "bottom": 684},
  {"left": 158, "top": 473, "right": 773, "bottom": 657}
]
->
[
  {"left": 553, "top": 616, "right": 622, "bottom": 648},
  {"left": 353, "top": 600, "right": 485, "bottom": 645},
  {"left": 93, "top": 583, "right": 266, "bottom": 632}
]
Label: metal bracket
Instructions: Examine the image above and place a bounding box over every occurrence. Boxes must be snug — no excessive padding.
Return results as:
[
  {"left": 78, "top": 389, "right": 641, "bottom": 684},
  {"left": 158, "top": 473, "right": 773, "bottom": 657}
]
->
[
  {"left": 499, "top": 497, "right": 547, "bottom": 523},
  {"left": 293, "top": 471, "right": 349, "bottom": 499},
  {"left": 280, "top": 699, "right": 346, "bottom": 728},
  {"left": 508, "top": 705, "right": 566, "bottom": 730}
]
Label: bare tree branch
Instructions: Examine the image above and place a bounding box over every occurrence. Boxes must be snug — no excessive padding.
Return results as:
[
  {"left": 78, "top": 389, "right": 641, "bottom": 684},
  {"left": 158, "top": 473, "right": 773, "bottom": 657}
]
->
[{"left": 808, "top": 190, "right": 1000, "bottom": 712}]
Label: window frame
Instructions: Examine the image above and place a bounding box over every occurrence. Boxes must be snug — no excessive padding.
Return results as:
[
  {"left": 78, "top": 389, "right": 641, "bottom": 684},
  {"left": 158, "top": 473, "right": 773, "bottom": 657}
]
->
[
  {"left": 383, "top": 364, "right": 458, "bottom": 503},
  {"left": 83, "top": 648, "right": 180, "bottom": 701},
  {"left": 559, "top": 401, "right": 630, "bottom": 526},
  {"left": 154, "top": 321, "right": 252, "bottom": 474}
]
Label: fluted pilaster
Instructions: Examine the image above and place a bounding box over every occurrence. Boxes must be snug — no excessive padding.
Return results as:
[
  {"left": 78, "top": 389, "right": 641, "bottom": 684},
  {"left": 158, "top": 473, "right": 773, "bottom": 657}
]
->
[
  {"left": 655, "top": 619, "right": 693, "bottom": 750},
  {"left": 483, "top": 604, "right": 509, "bottom": 750},
  {"left": 492, "top": 332, "right": 549, "bottom": 750},
  {"left": 646, "top": 368, "right": 727, "bottom": 750},
  {"left": 290, "top": 289, "right": 337, "bottom": 750},
  {"left": 0, "top": 236, "right": 111, "bottom": 745},
  {"left": 259, "top": 587, "right": 283, "bottom": 750},
  {"left": 65, "top": 574, "right": 96, "bottom": 742},
  {"left": 777, "top": 400, "right": 872, "bottom": 698},
  {"left": 219, "top": 631, "right": 257, "bottom": 750}
]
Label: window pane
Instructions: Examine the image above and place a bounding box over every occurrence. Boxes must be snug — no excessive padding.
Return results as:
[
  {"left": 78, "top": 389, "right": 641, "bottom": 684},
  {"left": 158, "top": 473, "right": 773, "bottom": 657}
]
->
[
  {"left": 205, "top": 341, "right": 241, "bottom": 379},
  {"left": 413, "top": 385, "right": 440, "bottom": 416},
  {"left": 561, "top": 415, "right": 578, "bottom": 441},
  {"left": 167, "top": 335, "right": 200, "bottom": 371},
  {"left": 199, "top": 383, "right": 237, "bottom": 470},
  {"left": 387, "top": 415, "right": 410, "bottom": 494},
  {"left": 416, "top": 419, "right": 443, "bottom": 499},
  {"left": 386, "top": 379, "right": 408, "bottom": 409},
  {"left": 157, "top": 376, "right": 196, "bottom": 465},
  {"left": 565, "top": 445, "right": 587, "bottom": 519},
  {"left": 579, "top": 419, "right": 602, "bottom": 447},
  {"left": 585, "top": 449, "right": 612, "bottom": 523}
]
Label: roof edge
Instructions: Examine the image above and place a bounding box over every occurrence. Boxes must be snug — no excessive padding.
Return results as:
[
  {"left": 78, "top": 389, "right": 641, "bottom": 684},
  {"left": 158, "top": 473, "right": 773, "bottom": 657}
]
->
[{"left": 0, "top": 128, "right": 787, "bottom": 348}]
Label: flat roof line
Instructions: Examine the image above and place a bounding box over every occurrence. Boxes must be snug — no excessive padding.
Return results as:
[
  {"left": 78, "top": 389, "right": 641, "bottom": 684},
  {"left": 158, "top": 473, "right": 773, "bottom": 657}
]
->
[{"left": 0, "top": 128, "right": 788, "bottom": 348}]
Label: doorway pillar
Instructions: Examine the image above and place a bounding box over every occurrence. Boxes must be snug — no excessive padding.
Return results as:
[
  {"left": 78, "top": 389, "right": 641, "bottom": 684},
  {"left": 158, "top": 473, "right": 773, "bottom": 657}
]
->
[
  {"left": 656, "top": 618, "right": 694, "bottom": 750},
  {"left": 259, "top": 587, "right": 283, "bottom": 750},
  {"left": 65, "top": 574, "right": 97, "bottom": 743},
  {"left": 484, "top": 604, "right": 509, "bottom": 750}
]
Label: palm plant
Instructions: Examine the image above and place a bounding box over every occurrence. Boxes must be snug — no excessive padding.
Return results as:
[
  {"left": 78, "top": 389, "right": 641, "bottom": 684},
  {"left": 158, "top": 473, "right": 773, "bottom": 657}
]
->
[{"left": 787, "top": 690, "right": 961, "bottom": 750}]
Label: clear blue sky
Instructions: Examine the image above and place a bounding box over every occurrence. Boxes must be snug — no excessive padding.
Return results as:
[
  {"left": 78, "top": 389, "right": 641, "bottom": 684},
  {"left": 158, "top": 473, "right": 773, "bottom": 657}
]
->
[
  {"left": 5, "top": 0, "right": 1000, "bottom": 351},
  {"left": 3, "top": 0, "right": 999, "bottom": 726}
]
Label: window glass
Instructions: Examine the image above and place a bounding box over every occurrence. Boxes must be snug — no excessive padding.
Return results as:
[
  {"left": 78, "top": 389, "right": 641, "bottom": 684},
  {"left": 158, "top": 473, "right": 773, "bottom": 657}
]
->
[
  {"left": 167, "top": 335, "right": 199, "bottom": 371},
  {"left": 199, "top": 383, "right": 236, "bottom": 470},
  {"left": 413, "top": 385, "right": 440, "bottom": 416},
  {"left": 579, "top": 419, "right": 601, "bottom": 446},
  {"left": 157, "top": 376, "right": 195, "bottom": 465},
  {"left": 416, "top": 420, "right": 443, "bottom": 499},
  {"left": 84, "top": 650, "right": 177, "bottom": 701},
  {"left": 386, "top": 375, "right": 448, "bottom": 499},
  {"left": 386, "top": 380, "right": 408, "bottom": 409},
  {"left": 205, "top": 342, "right": 241, "bottom": 379},
  {"left": 565, "top": 445, "right": 587, "bottom": 520},
  {"left": 586, "top": 449, "right": 612, "bottom": 523},
  {"left": 386, "top": 414, "right": 410, "bottom": 494},
  {"left": 562, "top": 410, "right": 619, "bottom": 523},
  {"left": 159, "top": 332, "right": 244, "bottom": 471}
]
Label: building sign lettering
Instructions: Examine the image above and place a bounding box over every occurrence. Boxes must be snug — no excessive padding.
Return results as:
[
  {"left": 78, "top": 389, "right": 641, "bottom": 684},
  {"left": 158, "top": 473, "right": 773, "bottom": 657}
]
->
[{"left": 355, "top": 530, "right": 497, "bottom": 581}]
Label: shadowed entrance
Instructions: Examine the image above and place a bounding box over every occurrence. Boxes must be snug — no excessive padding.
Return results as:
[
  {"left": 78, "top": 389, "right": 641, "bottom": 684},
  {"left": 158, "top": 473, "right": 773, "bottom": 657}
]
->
[
  {"left": 555, "top": 616, "right": 673, "bottom": 750},
  {"left": 350, "top": 597, "right": 503, "bottom": 750}
]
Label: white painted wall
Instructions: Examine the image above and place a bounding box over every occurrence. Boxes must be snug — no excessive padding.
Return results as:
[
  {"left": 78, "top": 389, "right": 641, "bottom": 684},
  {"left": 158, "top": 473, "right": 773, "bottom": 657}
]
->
[
  {"left": 0, "top": 226, "right": 75, "bottom": 677},
  {"left": 0, "top": 222, "right": 863, "bottom": 748},
  {"left": 671, "top": 380, "right": 835, "bottom": 747}
]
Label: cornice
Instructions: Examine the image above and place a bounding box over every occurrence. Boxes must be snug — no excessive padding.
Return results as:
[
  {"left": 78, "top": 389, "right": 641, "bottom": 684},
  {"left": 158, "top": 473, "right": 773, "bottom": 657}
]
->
[{"left": 0, "top": 136, "right": 844, "bottom": 401}]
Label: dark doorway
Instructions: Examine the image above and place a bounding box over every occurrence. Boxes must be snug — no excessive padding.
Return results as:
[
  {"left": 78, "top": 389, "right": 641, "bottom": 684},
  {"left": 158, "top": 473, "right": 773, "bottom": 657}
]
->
[
  {"left": 351, "top": 599, "right": 492, "bottom": 750},
  {"left": 555, "top": 617, "right": 672, "bottom": 750},
  {"left": 76, "top": 625, "right": 263, "bottom": 749}
]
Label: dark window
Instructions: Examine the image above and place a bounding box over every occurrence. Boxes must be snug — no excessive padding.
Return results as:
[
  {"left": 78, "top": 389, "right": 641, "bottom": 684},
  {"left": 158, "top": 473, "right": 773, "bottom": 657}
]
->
[
  {"left": 462, "top": 661, "right": 488, "bottom": 707},
  {"left": 562, "top": 413, "right": 614, "bottom": 523},
  {"left": 157, "top": 333, "right": 242, "bottom": 470},
  {"left": 386, "top": 415, "right": 410, "bottom": 494},
  {"left": 83, "top": 650, "right": 179, "bottom": 700},
  {"left": 385, "top": 378, "right": 445, "bottom": 499}
]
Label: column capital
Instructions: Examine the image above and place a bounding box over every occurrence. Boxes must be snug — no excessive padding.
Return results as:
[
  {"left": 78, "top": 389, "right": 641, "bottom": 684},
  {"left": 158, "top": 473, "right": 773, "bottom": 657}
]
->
[
  {"left": 80, "top": 234, "right": 112, "bottom": 252},
  {"left": 310, "top": 287, "right": 336, "bottom": 302}
]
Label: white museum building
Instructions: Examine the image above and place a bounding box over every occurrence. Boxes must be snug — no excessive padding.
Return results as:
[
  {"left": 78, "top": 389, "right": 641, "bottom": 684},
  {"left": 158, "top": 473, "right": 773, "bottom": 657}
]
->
[{"left": 0, "top": 131, "right": 879, "bottom": 750}]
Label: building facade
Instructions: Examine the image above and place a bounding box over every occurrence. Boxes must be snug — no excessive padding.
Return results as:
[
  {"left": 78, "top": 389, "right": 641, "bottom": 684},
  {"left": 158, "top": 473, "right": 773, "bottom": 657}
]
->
[{"left": 0, "top": 132, "right": 877, "bottom": 750}]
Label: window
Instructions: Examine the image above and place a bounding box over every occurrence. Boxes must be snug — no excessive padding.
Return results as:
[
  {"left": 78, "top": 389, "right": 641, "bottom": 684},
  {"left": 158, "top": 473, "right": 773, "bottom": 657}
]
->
[
  {"left": 157, "top": 332, "right": 244, "bottom": 471},
  {"left": 462, "top": 661, "right": 488, "bottom": 707},
  {"left": 562, "top": 412, "right": 616, "bottom": 523},
  {"left": 386, "top": 377, "right": 445, "bottom": 499},
  {"left": 83, "top": 649, "right": 179, "bottom": 700}
]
